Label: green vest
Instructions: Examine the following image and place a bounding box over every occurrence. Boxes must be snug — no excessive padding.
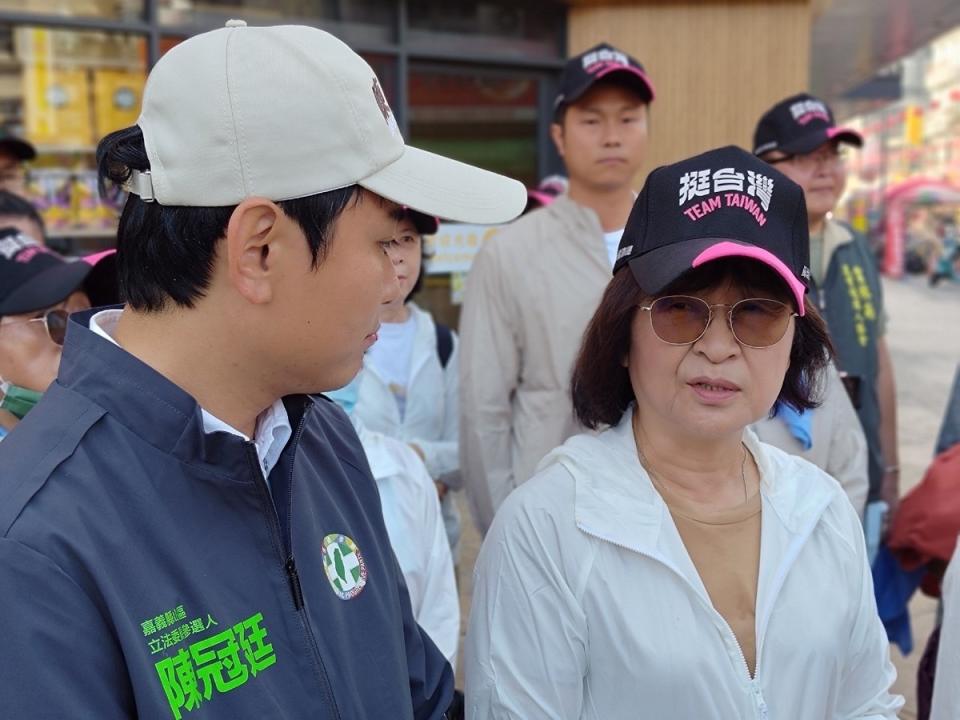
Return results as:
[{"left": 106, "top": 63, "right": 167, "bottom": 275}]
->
[{"left": 810, "top": 221, "right": 884, "bottom": 501}]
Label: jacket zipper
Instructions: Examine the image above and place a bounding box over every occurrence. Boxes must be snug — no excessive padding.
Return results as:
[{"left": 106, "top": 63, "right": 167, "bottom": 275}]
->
[
  {"left": 577, "top": 521, "right": 766, "bottom": 714},
  {"left": 244, "top": 408, "right": 342, "bottom": 720}
]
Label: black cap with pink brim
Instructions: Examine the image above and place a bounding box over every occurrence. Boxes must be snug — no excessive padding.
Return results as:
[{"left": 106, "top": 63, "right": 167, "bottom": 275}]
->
[
  {"left": 753, "top": 93, "right": 863, "bottom": 157},
  {"left": 612, "top": 145, "right": 811, "bottom": 315},
  {"left": 554, "top": 43, "right": 654, "bottom": 118}
]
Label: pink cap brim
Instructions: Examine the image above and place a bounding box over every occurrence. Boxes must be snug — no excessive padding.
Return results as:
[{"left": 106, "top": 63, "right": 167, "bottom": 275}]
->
[
  {"left": 82, "top": 249, "right": 116, "bottom": 266},
  {"left": 527, "top": 190, "right": 555, "bottom": 207},
  {"left": 692, "top": 241, "right": 806, "bottom": 315},
  {"left": 595, "top": 65, "right": 656, "bottom": 102},
  {"left": 827, "top": 126, "right": 863, "bottom": 147}
]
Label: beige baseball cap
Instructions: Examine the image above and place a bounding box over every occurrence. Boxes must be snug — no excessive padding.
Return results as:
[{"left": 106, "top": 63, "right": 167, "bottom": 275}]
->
[{"left": 128, "top": 21, "right": 526, "bottom": 224}]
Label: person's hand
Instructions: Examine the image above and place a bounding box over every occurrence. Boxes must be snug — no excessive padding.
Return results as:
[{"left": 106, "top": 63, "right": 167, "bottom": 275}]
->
[{"left": 435, "top": 481, "right": 448, "bottom": 501}]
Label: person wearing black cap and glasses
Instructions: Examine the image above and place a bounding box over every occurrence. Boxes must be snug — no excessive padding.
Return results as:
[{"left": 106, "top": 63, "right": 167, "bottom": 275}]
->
[
  {"left": 465, "top": 146, "right": 903, "bottom": 718},
  {"left": 460, "top": 42, "right": 654, "bottom": 535},
  {"left": 754, "top": 94, "right": 899, "bottom": 535},
  {"left": 0, "top": 229, "right": 114, "bottom": 438}
]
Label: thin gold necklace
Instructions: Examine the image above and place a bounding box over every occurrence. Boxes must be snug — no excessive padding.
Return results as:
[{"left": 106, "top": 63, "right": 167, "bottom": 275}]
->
[{"left": 637, "top": 437, "right": 749, "bottom": 503}]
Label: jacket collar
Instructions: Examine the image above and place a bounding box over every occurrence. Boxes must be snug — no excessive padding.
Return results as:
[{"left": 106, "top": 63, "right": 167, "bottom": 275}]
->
[
  {"left": 58, "top": 308, "right": 305, "bottom": 475},
  {"left": 545, "top": 194, "right": 611, "bottom": 272},
  {"left": 547, "top": 407, "right": 837, "bottom": 560}
]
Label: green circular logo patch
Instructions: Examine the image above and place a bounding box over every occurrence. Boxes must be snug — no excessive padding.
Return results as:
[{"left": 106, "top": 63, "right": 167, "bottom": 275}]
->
[{"left": 321, "top": 534, "right": 367, "bottom": 600}]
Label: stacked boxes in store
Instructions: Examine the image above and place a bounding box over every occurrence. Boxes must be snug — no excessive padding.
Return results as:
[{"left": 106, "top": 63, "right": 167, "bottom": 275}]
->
[
  {"left": 16, "top": 27, "right": 143, "bottom": 242},
  {"left": 26, "top": 168, "right": 122, "bottom": 238}
]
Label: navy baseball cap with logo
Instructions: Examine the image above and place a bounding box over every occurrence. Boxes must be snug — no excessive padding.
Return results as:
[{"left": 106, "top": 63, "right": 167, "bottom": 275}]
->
[
  {"left": 554, "top": 42, "right": 655, "bottom": 118},
  {"left": 0, "top": 228, "right": 115, "bottom": 315},
  {"left": 753, "top": 93, "right": 863, "bottom": 157},
  {"left": 613, "top": 145, "right": 811, "bottom": 315}
]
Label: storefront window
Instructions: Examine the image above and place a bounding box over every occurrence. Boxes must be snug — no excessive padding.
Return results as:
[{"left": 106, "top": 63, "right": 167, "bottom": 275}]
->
[
  {"left": 409, "top": 63, "right": 540, "bottom": 186},
  {"left": 0, "top": 0, "right": 143, "bottom": 21},
  {"left": 0, "top": 25, "right": 146, "bottom": 248},
  {"left": 158, "top": 0, "right": 396, "bottom": 45},
  {"left": 407, "top": 0, "right": 563, "bottom": 60},
  {"left": 408, "top": 62, "right": 542, "bottom": 327}
]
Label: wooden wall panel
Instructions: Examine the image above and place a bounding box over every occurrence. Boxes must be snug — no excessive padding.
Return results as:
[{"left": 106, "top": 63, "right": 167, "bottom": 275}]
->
[{"left": 568, "top": 0, "right": 814, "bottom": 184}]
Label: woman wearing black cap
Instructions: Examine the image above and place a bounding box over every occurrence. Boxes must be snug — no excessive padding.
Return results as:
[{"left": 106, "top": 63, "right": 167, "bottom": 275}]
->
[
  {"left": 0, "top": 230, "right": 114, "bottom": 437},
  {"left": 464, "top": 146, "right": 902, "bottom": 718}
]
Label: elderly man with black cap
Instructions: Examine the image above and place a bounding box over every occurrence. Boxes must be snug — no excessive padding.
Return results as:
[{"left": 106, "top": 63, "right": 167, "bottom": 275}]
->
[
  {"left": 0, "top": 229, "right": 114, "bottom": 437},
  {"left": 460, "top": 42, "right": 655, "bottom": 534},
  {"left": 754, "top": 94, "right": 899, "bottom": 532}
]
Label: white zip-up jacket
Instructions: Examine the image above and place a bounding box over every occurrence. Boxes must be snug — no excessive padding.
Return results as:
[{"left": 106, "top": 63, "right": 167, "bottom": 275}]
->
[
  {"left": 356, "top": 302, "right": 459, "bottom": 484},
  {"left": 465, "top": 408, "right": 903, "bottom": 719},
  {"left": 931, "top": 537, "right": 960, "bottom": 720},
  {"left": 352, "top": 418, "right": 460, "bottom": 670}
]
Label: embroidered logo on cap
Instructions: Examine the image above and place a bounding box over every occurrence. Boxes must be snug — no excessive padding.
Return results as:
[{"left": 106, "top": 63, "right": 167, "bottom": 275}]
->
[
  {"left": 372, "top": 77, "right": 401, "bottom": 139},
  {"left": 322, "top": 534, "right": 368, "bottom": 600},
  {"left": 582, "top": 48, "right": 630, "bottom": 73},
  {"left": 0, "top": 232, "right": 48, "bottom": 261},
  {"left": 789, "top": 99, "right": 830, "bottom": 126},
  {"left": 677, "top": 167, "right": 774, "bottom": 226}
]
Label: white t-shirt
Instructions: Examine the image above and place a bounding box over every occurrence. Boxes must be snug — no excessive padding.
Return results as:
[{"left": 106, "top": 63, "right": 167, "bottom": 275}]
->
[
  {"left": 366, "top": 311, "right": 418, "bottom": 419},
  {"left": 604, "top": 228, "right": 625, "bottom": 268}
]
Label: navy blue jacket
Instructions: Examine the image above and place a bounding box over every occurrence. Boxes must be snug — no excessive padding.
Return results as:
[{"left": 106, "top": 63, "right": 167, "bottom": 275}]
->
[{"left": 0, "top": 310, "right": 453, "bottom": 719}]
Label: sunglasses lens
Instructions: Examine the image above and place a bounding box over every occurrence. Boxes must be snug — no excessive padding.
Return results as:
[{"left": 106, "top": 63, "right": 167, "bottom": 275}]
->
[
  {"left": 730, "top": 299, "right": 791, "bottom": 347},
  {"left": 46, "top": 309, "right": 68, "bottom": 346},
  {"left": 650, "top": 296, "right": 710, "bottom": 344}
]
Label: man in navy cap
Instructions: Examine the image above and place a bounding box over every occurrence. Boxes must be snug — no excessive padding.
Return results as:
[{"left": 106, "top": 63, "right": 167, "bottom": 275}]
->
[
  {"left": 754, "top": 93, "right": 899, "bottom": 526},
  {"left": 460, "top": 42, "right": 655, "bottom": 534}
]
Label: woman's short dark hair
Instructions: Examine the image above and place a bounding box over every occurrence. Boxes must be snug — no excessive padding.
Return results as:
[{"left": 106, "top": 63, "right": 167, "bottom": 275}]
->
[
  {"left": 571, "top": 257, "right": 834, "bottom": 430},
  {"left": 97, "top": 125, "right": 358, "bottom": 312},
  {"left": 405, "top": 235, "right": 433, "bottom": 302}
]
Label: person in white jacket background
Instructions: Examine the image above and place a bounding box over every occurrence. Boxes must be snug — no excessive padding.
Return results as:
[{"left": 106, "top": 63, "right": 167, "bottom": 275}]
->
[
  {"left": 354, "top": 208, "right": 463, "bottom": 561},
  {"left": 465, "top": 146, "right": 902, "bottom": 719},
  {"left": 328, "top": 377, "right": 459, "bottom": 669}
]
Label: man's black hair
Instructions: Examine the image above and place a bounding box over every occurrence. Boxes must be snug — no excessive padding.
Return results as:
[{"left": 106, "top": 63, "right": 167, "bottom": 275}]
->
[
  {"left": 0, "top": 190, "right": 45, "bottom": 240},
  {"left": 97, "top": 126, "right": 359, "bottom": 312}
]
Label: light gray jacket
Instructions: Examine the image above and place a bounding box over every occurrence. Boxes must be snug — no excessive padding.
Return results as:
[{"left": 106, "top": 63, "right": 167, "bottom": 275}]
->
[{"left": 459, "top": 195, "right": 611, "bottom": 534}]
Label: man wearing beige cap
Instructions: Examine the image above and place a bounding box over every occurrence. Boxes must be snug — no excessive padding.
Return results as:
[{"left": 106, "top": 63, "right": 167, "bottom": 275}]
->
[{"left": 0, "top": 21, "right": 524, "bottom": 719}]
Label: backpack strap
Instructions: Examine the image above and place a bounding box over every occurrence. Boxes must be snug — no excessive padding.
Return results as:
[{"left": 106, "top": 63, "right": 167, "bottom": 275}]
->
[{"left": 434, "top": 322, "right": 453, "bottom": 369}]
